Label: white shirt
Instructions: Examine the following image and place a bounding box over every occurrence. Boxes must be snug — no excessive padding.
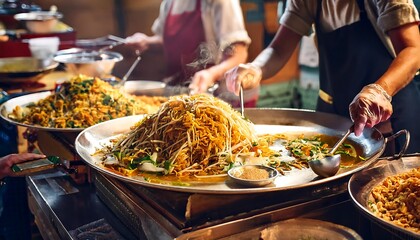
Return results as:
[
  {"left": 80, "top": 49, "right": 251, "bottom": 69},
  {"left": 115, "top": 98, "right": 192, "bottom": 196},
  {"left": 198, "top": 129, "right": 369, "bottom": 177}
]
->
[
  {"left": 280, "top": 0, "right": 420, "bottom": 57},
  {"left": 151, "top": 0, "right": 251, "bottom": 52}
]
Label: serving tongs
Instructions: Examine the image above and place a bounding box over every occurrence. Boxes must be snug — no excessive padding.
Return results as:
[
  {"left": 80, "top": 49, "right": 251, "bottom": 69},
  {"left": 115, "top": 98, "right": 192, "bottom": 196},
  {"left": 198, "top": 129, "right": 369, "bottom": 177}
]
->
[
  {"left": 75, "top": 35, "right": 126, "bottom": 52},
  {"left": 239, "top": 85, "right": 245, "bottom": 117},
  {"left": 98, "top": 35, "right": 127, "bottom": 53},
  {"left": 11, "top": 156, "right": 78, "bottom": 177}
]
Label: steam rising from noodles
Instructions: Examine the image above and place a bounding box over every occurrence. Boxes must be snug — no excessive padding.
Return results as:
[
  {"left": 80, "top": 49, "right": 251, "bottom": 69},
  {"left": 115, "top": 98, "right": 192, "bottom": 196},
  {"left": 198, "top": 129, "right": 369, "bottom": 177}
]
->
[{"left": 103, "top": 94, "right": 257, "bottom": 177}]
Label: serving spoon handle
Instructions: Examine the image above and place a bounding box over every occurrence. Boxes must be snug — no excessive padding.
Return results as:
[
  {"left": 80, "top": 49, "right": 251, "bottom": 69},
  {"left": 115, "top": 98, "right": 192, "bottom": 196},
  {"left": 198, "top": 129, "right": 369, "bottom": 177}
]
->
[
  {"left": 115, "top": 51, "right": 141, "bottom": 88},
  {"left": 329, "top": 124, "right": 354, "bottom": 154}
]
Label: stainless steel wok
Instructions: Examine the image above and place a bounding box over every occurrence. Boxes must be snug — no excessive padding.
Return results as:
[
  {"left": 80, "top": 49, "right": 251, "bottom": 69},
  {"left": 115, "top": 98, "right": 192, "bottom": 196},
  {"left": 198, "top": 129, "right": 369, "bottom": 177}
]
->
[
  {"left": 348, "top": 155, "right": 420, "bottom": 239},
  {"left": 75, "top": 108, "right": 408, "bottom": 194}
]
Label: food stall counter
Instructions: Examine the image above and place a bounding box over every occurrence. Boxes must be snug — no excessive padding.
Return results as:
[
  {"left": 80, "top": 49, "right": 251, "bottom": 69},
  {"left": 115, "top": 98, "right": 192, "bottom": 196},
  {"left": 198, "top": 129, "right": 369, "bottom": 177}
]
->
[{"left": 26, "top": 170, "right": 137, "bottom": 240}]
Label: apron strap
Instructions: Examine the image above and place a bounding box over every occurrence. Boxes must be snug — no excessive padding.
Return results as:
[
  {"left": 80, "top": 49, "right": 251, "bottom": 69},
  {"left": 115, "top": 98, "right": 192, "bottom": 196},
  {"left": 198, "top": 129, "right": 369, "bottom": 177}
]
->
[{"left": 355, "top": 0, "right": 367, "bottom": 20}]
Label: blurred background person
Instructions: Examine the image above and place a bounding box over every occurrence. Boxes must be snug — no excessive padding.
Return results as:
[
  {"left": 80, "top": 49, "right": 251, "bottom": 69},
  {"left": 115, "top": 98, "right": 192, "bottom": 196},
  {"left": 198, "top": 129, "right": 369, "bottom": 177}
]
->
[
  {"left": 225, "top": 0, "right": 420, "bottom": 153},
  {"left": 125, "top": 0, "right": 259, "bottom": 107}
]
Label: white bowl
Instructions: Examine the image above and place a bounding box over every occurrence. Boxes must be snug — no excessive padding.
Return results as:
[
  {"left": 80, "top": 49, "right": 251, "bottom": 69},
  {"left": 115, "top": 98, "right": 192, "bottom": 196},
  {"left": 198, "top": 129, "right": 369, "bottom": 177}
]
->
[{"left": 28, "top": 37, "right": 60, "bottom": 60}]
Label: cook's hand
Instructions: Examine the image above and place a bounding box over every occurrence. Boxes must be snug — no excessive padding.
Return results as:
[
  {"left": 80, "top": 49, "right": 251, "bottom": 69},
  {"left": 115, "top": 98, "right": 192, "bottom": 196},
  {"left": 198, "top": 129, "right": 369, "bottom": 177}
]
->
[
  {"left": 0, "top": 153, "right": 46, "bottom": 179},
  {"left": 125, "top": 33, "right": 150, "bottom": 52},
  {"left": 189, "top": 69, "right": 216, "bottom": 94},
  {"left": 349, "top": 84, "right": 393, "bottom": 136},
  {"left": 225, "top": 63, "right": 262, "bottom": 95}
]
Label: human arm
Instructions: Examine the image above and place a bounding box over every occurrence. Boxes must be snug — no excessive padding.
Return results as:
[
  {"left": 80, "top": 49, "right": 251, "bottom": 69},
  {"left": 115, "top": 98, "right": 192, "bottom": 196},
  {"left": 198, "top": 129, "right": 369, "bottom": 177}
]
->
[
  {"left": 188, "top": 0, "right": 252, "bottom": 93},
  {"left": 124, "top": 0, "right": 167, "bottom": 52},
  {"left": 225, "top": 25, "right": 302, "bottom": 95},
  {"left": 189, "top": 42, "right": 248, "bottom": 93},
  {"left": 125, "top": 33, "right": 163, "bottom": 52},
  {"left": 349, "top": 22, "right": 420, "bottom": 136},
  {"left": 0, "top": 153, "right": 46, "bottom": 179}
]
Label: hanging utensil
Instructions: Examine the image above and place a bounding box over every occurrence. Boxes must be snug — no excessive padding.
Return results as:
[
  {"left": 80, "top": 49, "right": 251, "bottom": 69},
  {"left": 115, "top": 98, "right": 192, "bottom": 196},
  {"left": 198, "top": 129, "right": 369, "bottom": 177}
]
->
[
  {"left": 308, "top": 125, "right": 354, "bottom": 178},
  {"left": 107, "top": 35, "right": 127, "bottom": 43},
  {"left": 98, "top": 41, "right": 125, "bottom": 53},
  {"left": 98, "top": 35, "right": 127, "bottom": 52},
  {"left": 239, "top": 85, "right": 245, "bottom": 117},
  {"left": 114, "top": 50, "right": 141, "bottom": 88}
]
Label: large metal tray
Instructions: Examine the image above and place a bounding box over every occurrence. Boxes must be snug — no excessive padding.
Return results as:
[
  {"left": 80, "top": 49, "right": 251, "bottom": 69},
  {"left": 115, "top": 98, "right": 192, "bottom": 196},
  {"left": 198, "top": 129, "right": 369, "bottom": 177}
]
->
[
  {"left": 219, "top": 218, "right": 363, "bottom": 240},
  {"left": 0, "top": 57, "right": 59, "bottom": 83},
  {"left": 75, "top": 109, "right": 388, "bottom": 194},
  {"left": 0, "top": 91, "right": 83, "bottom": 132},
  {"left": 348, "top": 155, "right": 420, "bottom": 239}
]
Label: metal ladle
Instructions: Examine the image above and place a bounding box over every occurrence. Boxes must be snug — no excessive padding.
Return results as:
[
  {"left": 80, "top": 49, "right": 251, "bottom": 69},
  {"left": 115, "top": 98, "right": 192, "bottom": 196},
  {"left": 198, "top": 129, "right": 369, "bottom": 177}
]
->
[
  {"left": 239, "top": 86, "right": 244, "bottom": 117},
  {"left": 309, "top": 125, "right": 354, "bottom": 178},
  {"left": 114, "top": 50, "right": 141, "bottom": 88}
]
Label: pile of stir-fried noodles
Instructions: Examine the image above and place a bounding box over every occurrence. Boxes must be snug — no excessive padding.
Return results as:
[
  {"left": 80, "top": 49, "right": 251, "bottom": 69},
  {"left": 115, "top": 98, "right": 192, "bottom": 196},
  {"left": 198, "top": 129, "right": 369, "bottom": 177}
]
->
[
  {"left": 101, "top": 94, "right": 257, "bottom": 177},
  {"left": 370, "top": 168, "right": 420, "bottom": 233},
  {"left": 99, "top": 94, "right": 359, "bottom": 178},
  {"left": 9, "top": 75, "right": 166, "bottom": 128}
]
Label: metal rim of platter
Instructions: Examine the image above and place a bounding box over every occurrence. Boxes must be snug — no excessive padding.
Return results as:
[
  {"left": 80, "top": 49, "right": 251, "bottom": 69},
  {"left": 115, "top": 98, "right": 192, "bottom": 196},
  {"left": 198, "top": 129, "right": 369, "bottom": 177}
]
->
[
  {"left": 0, "top": 57, "right": 59, "bottom": 83},
  {"left": 53, "top": 48, "right": 123, "bottom": 64},
  {"left": 74, "top": 109, "right": 409, "bottom": 194},
  {"left": 0, "top": 91, "right": 84, "bottom": 132},
  {"left": 348, "top": 156, "right": 420, "bottom": 239}
]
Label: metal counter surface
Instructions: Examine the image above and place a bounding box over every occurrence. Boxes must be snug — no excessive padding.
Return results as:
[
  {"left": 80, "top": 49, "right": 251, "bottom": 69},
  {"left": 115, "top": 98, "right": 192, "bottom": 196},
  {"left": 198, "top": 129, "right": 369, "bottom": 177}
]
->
[
  {"left": 26, "top": 170, "right": 136, "bottom": 240},
  {"left": 26, "top": 168, "right": 409, "bottom": 240}
]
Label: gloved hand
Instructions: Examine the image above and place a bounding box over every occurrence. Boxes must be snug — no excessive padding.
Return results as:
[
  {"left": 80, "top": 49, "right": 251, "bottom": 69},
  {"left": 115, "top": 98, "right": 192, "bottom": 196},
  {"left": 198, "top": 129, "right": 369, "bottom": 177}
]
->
[
  {"left": 224, "top": 63, "right": 262, "bottom": 95},
  {"left": 349, "top": 83, "right": 393, "bottom": 136}
]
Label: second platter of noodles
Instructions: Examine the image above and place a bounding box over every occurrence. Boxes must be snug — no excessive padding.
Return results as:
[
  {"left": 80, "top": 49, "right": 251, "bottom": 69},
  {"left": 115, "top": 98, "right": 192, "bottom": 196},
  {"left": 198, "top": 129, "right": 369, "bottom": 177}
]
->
[
  {"left": 75, "top": 94, "right": 384, "bottom": 194},
  {"left": 0, "top": 75, "right": 168, "bottom": 132}
]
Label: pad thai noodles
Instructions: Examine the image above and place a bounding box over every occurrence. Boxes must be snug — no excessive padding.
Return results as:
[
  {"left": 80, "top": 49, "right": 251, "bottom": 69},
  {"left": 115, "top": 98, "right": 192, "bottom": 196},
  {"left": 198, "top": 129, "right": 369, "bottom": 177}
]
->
[
  {"left": 99, "top": 94, "right": 360, "bottom": 179},
  {"left": 8, "top": 74, "right": 167, "bottom": 128},
  {"left": 370, "top": 168, "right": 420, "bottom": 233},
  {"left": 101, "top": 94, "right": 257, "bottom": 177}
]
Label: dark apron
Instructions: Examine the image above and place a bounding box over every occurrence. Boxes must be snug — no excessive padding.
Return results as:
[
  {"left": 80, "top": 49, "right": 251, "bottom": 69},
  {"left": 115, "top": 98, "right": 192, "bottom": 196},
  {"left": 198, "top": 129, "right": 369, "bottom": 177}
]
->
[
  {"left": 163, "top": 0, "right": 207, "bottom": 86},
  {"left": 315, "top": 0, "right": 420, "bottom": 153}
]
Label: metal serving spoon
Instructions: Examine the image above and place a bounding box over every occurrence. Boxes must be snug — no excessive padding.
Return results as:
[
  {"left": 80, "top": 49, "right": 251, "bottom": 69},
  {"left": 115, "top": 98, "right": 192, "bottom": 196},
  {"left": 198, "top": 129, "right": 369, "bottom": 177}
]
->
[
  {"left": 114, "top": 50, "right": 141, "bottom": 88},
  {"left": 239, "top": 85, "right": 245, "bottom": 117},
  {"left": 309, "top": 125, "right": 354, "bottom": 178}
]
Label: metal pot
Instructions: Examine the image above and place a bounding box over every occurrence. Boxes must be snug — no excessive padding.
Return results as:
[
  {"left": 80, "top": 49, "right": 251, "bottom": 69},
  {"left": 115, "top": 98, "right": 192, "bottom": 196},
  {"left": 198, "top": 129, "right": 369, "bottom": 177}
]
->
[
  {"left": 0, "top": 57, "right": 58, "bottom": 83},
  {"left": 348, "top": 154, "right": 420, "bottom": 239},
  {"left": 53, "top": 48, "right": 123, "bottom": 78},
  {"left": 14, "top": 11, "right": 63, "bottom": 33}
]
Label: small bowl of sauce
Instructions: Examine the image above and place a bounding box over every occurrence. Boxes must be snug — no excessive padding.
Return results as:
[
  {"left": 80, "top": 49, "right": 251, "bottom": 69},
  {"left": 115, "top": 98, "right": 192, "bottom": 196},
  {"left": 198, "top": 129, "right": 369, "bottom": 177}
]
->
[{"left": 228, "top": 165, "right": 279, "bottom": 187}]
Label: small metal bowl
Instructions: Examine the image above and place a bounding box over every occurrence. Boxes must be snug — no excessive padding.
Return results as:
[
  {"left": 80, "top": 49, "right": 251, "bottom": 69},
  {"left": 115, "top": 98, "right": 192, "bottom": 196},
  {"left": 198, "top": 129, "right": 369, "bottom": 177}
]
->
[
  {"left": 14, "top": 11, "right": 63, "bottom": 33},
  {"left": 228, "top": 165, "right": 279, "bottom": 187},
  {"left": 53, "top": 48, "right": 123, "bottom": 78}
]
